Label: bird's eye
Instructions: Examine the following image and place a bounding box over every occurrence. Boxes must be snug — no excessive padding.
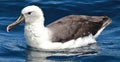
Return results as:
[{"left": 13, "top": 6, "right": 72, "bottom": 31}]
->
[{"left": 28, "top": 12, "right": 32, "bottom": 15}]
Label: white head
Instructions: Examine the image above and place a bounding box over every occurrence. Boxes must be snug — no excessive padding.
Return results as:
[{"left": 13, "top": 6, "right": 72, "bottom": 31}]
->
[
  {"left": 7, "top": 5, "right": 44, "bottom": 32},
  {"left": 22, "top": 5, "right": 44, "bottom": 24}
]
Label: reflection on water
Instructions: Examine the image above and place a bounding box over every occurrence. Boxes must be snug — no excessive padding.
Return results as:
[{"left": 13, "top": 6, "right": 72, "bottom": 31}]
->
[{"left": 26, "top": 43, "right": 98, "bottom": 62}]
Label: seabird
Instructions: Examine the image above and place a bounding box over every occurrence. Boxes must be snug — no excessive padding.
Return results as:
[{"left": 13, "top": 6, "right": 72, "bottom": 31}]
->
[{"left": 6, "top": 5, "right": 112, "bottom": 49}]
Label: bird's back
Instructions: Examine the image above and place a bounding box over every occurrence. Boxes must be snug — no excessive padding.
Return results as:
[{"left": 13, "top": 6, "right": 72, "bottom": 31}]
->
[{"left": 47, "top": 15, "right": 111, "bottom": 43}]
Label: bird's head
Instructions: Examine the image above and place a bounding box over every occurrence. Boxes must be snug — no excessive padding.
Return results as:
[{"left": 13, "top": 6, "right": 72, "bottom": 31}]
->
[{"left": 6, "top": 5, "right": 44, "bottom": 32}]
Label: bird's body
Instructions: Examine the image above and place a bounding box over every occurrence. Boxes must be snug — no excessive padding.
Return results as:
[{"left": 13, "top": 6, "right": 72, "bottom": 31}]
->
[
  {"left": 7, "top": 5, "right": 112, "bottom": 50},
  {"left": 24, "top": 19, "right": 96, "bottom": 49}
]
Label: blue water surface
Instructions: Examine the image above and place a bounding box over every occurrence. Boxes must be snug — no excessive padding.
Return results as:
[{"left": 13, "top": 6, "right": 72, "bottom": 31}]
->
[{"left": 0, "top": 0, "right": 120, "bottom": 62}]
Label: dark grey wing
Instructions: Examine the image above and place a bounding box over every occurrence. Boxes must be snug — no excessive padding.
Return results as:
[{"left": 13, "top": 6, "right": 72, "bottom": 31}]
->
[{"left": 47, "top": 15, "right": 111, "bottom": 43}]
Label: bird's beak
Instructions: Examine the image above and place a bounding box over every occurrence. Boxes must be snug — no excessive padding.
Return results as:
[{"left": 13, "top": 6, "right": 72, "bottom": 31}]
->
[{"left": 6, "top": 14, "right": 25, "bottom": 32}]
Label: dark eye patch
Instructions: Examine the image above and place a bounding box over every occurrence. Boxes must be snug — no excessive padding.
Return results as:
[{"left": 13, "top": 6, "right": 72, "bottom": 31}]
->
[{"left": 28, "top": 12, "right": 32, "bottom": 15}]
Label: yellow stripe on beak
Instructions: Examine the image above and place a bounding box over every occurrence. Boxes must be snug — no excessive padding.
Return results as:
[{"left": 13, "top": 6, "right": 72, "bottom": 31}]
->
[{"left": 6, "top": 15, "right": 25, "bottom": 32}]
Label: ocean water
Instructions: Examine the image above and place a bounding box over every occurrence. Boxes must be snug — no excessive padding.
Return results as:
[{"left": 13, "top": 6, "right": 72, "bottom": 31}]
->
[{"left": 0, "top": 0, "right": 120, "bottom": 62}]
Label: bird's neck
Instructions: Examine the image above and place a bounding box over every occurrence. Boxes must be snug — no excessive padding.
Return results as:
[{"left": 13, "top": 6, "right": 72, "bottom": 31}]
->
[
  {"left": 24, "top": 18, "right": 52, "bottom": 48},
  {"left": 25, "top": 18, "right": 46, "bottom": 36}
]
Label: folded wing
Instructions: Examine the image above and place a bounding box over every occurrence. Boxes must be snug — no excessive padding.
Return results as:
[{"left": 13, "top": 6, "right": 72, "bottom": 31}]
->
[{"left": 47, "top": 15, "right": 111, "bottom": 43}]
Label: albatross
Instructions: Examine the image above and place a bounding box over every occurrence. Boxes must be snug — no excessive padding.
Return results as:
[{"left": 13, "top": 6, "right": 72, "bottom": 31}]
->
[{"left": 6, "top": 5, "right": 112, "bottom": 49}]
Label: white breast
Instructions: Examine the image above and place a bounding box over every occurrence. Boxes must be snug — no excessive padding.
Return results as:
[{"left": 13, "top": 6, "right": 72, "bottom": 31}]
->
[{"left": 24, "top": 24, "right": 52, "bottom": 48}]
